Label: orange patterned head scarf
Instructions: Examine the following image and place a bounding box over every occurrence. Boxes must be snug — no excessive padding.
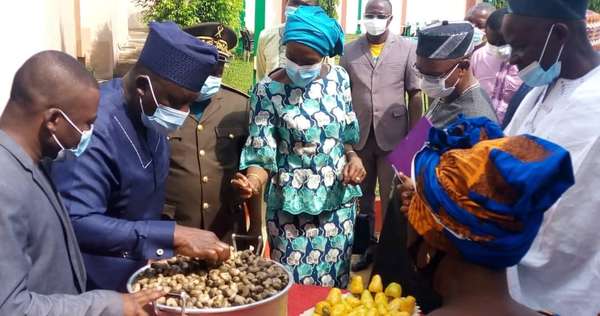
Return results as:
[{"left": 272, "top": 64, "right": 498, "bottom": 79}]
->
[{"left": 408, "top": 116, "right": 574, "bottom": 268}]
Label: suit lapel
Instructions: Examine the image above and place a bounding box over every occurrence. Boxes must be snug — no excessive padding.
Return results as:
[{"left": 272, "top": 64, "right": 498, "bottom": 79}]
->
[
  {"left": 34, "top": 162, "right": 87, "bottom": 292},
  {"left": 374, "top": 34, "right": 396, "bottom": 70},
  {"left": 359, "top": 36, "right": 376, "bottom": 69}
]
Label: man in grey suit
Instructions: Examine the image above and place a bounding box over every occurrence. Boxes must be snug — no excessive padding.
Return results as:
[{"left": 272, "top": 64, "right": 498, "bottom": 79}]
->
[
  {"left": 340, "top": 0, "right": 422, "bottom": 271},
  {"left": 0, "top": 51, "right": 162, "bottom": 315}
]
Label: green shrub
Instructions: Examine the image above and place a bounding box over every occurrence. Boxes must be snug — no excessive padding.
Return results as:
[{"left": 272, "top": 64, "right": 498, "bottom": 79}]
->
[
  {"left": 136, "top": 0, "right": 243, "bottom": 29},
  {"left": 591, "top": 0, "right": 600, "bottom": 12},
  {"left": 318, "top": 0, "right": 340, "bottom": 19}
]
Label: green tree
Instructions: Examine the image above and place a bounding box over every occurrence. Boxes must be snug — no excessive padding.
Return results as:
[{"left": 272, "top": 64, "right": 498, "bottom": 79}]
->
[
  {"left": 318, "top": 0, "right": 340, "bottom": 19},
  {"left": 591, "top": 0, "right": 600, "bottom": 12},
  {"left": 136, "top": 0, "right": 243, "bottom": 29}
]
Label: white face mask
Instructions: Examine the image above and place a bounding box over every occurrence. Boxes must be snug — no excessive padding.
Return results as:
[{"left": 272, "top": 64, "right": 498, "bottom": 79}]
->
[
  {"left": 363, "top": 17, "right": 389, "bottom": 36},
  {"left": 489, "top": 44, "right": 512, "bottom": 58},
  {"left": 419, "top": 64, "right": 461, "bottom": 98}
]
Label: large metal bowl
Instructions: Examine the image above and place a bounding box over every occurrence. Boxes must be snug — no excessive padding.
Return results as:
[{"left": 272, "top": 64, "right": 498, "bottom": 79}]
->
[{"left": 126, "top": 260, "right": 294, "bottom": 316}]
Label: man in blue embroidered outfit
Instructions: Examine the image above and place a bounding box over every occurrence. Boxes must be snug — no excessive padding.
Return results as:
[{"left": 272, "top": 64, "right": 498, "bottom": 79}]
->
[
  {"left": 50, "top": 21, "right": 230, "bottom": 291},
  {"left": 407, "top": 117, "right": 574, "bottom": 315},
  {"left": 231, "top": 6, "right": 365, "bottom": 288}
]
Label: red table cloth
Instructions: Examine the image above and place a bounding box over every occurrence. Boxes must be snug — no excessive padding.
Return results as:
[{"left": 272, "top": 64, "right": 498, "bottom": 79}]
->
[{"left": 287, "top": 284, "right": 333, "bottom": 315}]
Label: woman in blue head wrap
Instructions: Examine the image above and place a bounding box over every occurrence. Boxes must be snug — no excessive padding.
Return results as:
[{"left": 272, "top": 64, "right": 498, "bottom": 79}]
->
[
  {"left": 393, "top": 117, "right": 573, "bottom": 315},
  {"left": 231, "top": 6, "right": 365, "bottom": 288}
]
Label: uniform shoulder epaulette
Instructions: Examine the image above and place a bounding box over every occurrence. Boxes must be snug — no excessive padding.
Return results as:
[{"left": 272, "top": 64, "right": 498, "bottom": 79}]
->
[{"left": 221, "top": 83, "right": 249, "bottom": 98}]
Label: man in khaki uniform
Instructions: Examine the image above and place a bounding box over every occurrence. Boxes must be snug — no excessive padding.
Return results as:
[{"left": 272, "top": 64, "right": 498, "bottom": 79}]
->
[{"left": 164, "top": 23, "right": 259, "bottom": 241}]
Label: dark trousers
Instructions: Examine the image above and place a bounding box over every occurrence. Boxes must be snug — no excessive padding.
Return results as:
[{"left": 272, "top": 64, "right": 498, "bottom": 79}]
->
[{"left": 356, "top": 131, "right": 394, "bottom": 246}]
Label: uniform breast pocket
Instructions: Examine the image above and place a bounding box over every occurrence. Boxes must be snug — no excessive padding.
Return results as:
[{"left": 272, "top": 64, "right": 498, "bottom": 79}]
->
[
  {"left": 215, "top": 127, "right": 247, "bottom": 170},
  {"left": 167, "top": 132, "right": 191, "bottom": 169}
]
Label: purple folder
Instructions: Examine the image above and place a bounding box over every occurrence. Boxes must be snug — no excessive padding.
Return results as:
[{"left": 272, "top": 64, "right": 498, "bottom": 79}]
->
[{"left": 386, "top": 117, "right": 433, "bottom": 177}]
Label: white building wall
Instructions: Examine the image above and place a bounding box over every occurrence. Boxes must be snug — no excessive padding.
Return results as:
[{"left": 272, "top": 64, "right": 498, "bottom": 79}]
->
[
  {"left": 0, "top": 0, "right": 77, "bottom": 112},
  {"left": 404, "top": 0, "right": 468, "bottom": 25}
]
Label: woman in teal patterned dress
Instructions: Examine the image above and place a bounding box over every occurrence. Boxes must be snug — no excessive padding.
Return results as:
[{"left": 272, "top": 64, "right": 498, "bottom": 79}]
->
[{"left": 231, "top": 6, "right": 365, "bottom": 288}]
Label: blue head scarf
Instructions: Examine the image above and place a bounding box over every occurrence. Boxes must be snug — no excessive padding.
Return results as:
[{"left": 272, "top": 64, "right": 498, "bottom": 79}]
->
[
  {"left": 283, "top": 6, "right": 345, "bottom": 57},
  {"left": 408, "top": 116, "right": 575, "bottom": 269}
]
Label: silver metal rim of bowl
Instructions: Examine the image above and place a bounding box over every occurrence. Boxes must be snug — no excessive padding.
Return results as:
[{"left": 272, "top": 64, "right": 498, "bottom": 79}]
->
[{"left": 126, "top": 260, "right": 294, "bottom": 314}]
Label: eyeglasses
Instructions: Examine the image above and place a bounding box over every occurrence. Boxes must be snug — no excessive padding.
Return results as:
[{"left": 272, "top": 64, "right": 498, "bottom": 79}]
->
[{"left": 364, "top": 14, "right": 390, "bottom": 20}]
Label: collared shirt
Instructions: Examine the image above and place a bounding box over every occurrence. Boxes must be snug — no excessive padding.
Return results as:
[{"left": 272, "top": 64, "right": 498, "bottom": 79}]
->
[
  {"left": 426, "top": 86, "right": 498, "bottom": 129},
  {"left": 505, "top": 65, "right": 600, "bottom": 316},
  {"left": 256, "top": 24, "right": 287, "bottom": 80},
  {"left": 51, "top": 78, "right": 175, "bottom": 291},
  {"left": 471, "top": 44, "right": 522, "bottom": 122}
]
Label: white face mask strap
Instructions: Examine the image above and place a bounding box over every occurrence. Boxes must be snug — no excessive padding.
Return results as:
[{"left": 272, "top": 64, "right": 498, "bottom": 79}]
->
[
  {"left": 140, "top": 75, "right": 161, "bottom": 109},
  {"left": 57, "top": 109, "right": 83, "bottom": 135},
  {"left": 539, "top": 24, "right": 557, "bottom": 63},
  {"left": 443, "top": 63, "right": 461, "bottom": 81},
  {"left": 52, "top": 134, "right": 66, "bottom": 150}
]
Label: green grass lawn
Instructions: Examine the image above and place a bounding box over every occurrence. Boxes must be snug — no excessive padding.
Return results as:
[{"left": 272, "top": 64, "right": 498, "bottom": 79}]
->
[{"left": 222, "top": 57, "right": 255, "bottom": 94}]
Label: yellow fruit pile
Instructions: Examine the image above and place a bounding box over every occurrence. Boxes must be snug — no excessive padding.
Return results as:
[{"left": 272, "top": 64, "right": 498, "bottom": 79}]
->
[{"left": 312, "top": 275, "right": 417, "bottom": 316}]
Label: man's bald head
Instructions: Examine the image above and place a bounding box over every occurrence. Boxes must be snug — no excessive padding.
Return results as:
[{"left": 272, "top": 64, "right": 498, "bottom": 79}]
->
[
  {"left": 366, "top": 0, "right": 392, "bottom": 12},
  {"left": 9, "top": 50, "right": 98, "bottom": 113},
  {"left": 466, "top": 3, "right": 496, "bottom": 29},
  {"left": 2, "top": 51, "right": 99, "bottom": 161}
]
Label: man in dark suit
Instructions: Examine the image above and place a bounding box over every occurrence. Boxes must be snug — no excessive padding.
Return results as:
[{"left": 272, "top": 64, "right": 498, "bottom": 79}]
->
[
  {"left": 164, "top": 23, "right": 261, "bottom": 241},
  {"left": 0, "top": 51, "right": 161, "bottom": 315}
]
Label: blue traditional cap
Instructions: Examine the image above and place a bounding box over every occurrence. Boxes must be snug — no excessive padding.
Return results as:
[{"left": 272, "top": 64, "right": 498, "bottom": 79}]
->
[
  {"left": 417, "top": 21, "right": 475, "bottom": 60},
  {"left": 507, "top": 0, "right": 588, "bottom": 21},
  {"left": 138, "top": 21, "right": 218, "bottom": 91}
]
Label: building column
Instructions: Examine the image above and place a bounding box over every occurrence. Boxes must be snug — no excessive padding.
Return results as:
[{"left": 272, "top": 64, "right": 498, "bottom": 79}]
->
[
  {"left": 466, "top": 0, "right": 477, "bottom": 14},
  {"left": 356, "top": 0, "right": 363, "bottom": 34},
  {"left": 341, "top": 0, "right": 347, "bottom": 30},
  {"left": 253, "top": 0, "right": 266, "bottom": 54}
]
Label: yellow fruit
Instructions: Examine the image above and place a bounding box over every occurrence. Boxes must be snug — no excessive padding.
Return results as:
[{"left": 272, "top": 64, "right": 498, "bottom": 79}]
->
[
  {"left": 326, "top": 288, "right": 343, "bottom": 305},
  {"left": 332, "top": 303, "right": 351, "bottom": 316},
  {"left": 360, "top": 290, "right": 374, "bottom": 307},
  {"left": 349, "top": 275, "right": 365, "bottom": 294},
  {"left": 384, "top": 282, "right": 402, "bottom": 298},
  {"left": 377, "top": 303, "right": 389, "bottom": 315},
  {"left": 368, "top": 274, "right": 384, "bottom": 293},
  {"left": 388, "top": 298, "right": 402, "bottom": 311},
  {"left": 366, "top": 307, "right": 378, "bottom": 316},
  {"left": 345, "top": 295, "right": 362, "bottom": 308},
  {"left": 374, "top": 292, "right": 388, "bottom": 306},
  {"left": 389, "top": 312, "right": 410, "bottom": 316},
  {"left": 398, "top": 296, "right": 416, "bottom": 314},
  {"left": 315, "top": 301, "right": 331, "bottom": 315}
]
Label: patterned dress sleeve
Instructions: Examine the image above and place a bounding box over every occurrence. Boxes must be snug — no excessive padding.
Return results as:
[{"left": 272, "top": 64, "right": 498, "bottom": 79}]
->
[
  {"left": 240, "top": 82, "right": 278, "bottom": 172},
  {"left": 338, "top": 67, "right": 360, "bottom": 145}
]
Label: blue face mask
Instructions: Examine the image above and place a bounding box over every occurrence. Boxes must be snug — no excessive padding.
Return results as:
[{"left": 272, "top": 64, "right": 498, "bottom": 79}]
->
[
  {"left": 52, "top": 109, "right": 94, "bottom": 159},
  {"left": 285, "top": 6, "right": 297, "bottom": 17},
  {"left": 518, "top": 24, "right": 565, "bottom": 87},
  {"left": 197, "top": 75, "right": 222, "bottom": 102},
  {"left": 472, "top": 26, "right": 486, "bottom": 47},
  {"left": 285, "top": 59, "right": 322, "bottom": 87},
  {"left": 139, "top": 75, "right": 189, "bottom": 136}
]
